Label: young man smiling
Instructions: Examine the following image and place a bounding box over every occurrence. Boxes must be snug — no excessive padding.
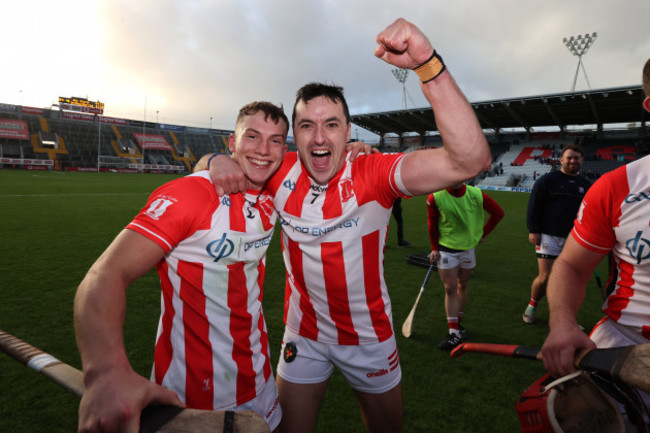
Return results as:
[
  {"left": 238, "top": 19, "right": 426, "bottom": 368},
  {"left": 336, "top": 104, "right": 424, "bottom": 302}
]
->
[{"left": 74, "top": 102, "right": 288, "bottom": 433}]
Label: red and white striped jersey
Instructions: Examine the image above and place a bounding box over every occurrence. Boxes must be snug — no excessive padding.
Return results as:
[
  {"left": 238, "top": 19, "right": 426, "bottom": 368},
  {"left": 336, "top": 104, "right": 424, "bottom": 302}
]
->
[
  {"left": 264, "top": 152, "right": 407, "bottom": 345},
  {"left": 126, "top": 171, "right": 277, "bottom": 410},
  {"left": 571, "top": 155, "right": 650, "bottom": 338}
]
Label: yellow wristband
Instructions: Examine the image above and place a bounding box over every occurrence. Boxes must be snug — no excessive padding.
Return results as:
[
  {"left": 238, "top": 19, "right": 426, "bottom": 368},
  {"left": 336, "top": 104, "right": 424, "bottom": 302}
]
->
[{"left": 413, "top": 51, "right": 446, "bottom": 83}]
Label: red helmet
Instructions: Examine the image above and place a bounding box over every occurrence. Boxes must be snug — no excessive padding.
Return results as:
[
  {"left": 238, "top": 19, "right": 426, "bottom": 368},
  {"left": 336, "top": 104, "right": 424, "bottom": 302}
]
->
[{"left": 516, "top": 372, "right": 624, "bottom": 433}]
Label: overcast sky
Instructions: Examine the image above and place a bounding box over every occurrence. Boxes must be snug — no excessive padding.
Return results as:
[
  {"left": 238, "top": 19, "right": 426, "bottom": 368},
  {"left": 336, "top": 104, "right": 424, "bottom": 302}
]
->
[{"left": 2, "top": 0, "right": 649, "bottom": 139}]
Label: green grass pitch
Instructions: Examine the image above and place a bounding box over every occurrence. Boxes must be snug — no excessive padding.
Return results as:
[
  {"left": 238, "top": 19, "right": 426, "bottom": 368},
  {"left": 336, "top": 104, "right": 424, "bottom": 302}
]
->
[{"left": 0, "top": 169, "right": 608, "bottom": 432}]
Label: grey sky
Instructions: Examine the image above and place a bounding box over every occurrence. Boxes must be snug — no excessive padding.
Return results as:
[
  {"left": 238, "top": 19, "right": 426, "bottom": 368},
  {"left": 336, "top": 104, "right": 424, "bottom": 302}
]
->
[{"left": 3, "top": 0, "right": 649, "bottom": 139}]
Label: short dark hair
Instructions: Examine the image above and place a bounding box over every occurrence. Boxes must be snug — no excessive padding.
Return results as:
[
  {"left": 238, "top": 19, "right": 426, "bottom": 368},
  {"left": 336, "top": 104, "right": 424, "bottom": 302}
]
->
[
  {"left": 236, "top": 101, "right": 289, "bottom": 134},
  {"left": 643, "top": 59, "right": 650, "bottom": 97},
  {"left": 561, "top": 143, "right": 584, "bottom": 157},
  {"left": 292, "top": 82, "right": 351, "bottom": 125}
]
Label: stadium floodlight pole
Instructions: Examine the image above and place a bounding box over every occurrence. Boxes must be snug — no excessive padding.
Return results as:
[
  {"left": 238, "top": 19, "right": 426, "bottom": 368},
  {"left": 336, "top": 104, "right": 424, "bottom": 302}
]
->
[
  {"left": 142, "top": 97, "right": 146, "bottom": 171},
  {"left": 563, "top": 32, "right": 597, "bottom": 92},
  {"left": 392, "top": 68, "right": 410, "bottom": 109},
  {"left": 97, "top": 114, "right": 101, "bottom": 171}
]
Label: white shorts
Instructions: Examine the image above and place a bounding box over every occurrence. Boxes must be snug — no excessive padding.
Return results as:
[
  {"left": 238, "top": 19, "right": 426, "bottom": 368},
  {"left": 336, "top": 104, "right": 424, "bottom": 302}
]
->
[
  {"left": 276, "top": 328, "right": 402, "bottom": 394},
  {"left": 590, "top": 316, "right": 649, "bottom": 348},
  {"left": 231, "top": 375, "right": 282, "bottom": 431},
  {"left": 535, "top": 234, "right": 566, "bottom": 259},
  {"left": 437, "top": 248, "right": 476, "bottom": 270}
]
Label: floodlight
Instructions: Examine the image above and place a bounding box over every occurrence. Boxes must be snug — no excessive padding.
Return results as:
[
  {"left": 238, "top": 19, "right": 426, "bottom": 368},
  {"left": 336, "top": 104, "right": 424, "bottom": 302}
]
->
[
  {"left": 391, "top": 68, "right": 414, "bottom": 109},
  {"left": 563, "top": 31, "right": 598, "bottom": 92}
]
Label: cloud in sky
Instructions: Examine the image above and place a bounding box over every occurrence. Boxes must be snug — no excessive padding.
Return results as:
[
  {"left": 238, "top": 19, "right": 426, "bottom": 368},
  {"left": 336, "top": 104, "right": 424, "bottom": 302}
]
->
[{"left": 2, "top": 0, "right": 648, "bottom": 138}]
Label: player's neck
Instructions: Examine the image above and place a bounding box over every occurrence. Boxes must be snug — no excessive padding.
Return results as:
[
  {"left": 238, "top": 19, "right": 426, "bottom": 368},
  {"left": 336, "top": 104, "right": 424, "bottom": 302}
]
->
[{"left": 446, "top": 184, "right": 466, "bottom": 197}]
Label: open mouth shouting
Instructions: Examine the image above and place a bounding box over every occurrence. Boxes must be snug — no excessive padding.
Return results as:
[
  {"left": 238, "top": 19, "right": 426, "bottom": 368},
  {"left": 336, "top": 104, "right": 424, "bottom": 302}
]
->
[{"left": 311, "top": 148, "right": 332, "bottom": 169}]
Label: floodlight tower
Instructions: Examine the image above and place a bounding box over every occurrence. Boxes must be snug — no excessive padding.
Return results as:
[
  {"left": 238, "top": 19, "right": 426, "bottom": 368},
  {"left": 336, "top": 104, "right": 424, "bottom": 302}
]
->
[
  {"left": 563, "top": 32, "right": 597, "bottom": 92},
  {"left": 392, "top": 68, "right": 411, "bottom": 109}
]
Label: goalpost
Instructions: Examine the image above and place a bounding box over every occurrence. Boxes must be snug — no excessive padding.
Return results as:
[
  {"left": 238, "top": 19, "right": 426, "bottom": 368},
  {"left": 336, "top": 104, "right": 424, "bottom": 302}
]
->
[{"left": 97, "top": 155, "right": 132, "bottom": 169}]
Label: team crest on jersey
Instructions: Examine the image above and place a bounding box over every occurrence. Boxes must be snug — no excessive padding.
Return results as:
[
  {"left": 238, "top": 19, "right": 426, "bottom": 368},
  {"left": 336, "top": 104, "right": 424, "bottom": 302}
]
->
[
  {"left": 339, "top": 177, "right": 354, "bottom": 202},
  {"left": 144, "top": 196, "right": 177, "bottom": 220},
  {"left": 206, "top": 233, "right": 234, "bottom": 262},
  {"left": 258, "top": 194, "right": 274, "bottom": 219},
  {"left": 283, "top": 341, "right": 297, "bottom": 363}
]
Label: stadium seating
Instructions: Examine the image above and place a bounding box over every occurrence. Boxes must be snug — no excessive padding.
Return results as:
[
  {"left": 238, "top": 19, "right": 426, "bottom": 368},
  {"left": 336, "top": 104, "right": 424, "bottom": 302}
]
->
[
  {"left": 2, "top": 101, "right": 646, "bottom": 176},
  {"left": 473, "top": 133, "right": 648, "bottom": 189},
  {"left": 0, "top": 103, "right": 230, "bottom": 172}
]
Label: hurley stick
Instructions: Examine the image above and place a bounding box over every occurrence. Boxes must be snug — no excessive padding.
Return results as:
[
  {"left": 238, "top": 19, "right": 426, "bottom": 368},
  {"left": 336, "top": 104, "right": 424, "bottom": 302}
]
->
[
  {"left": 450, "top": 342, "right": 541, "bottom": 360},
  {"left": 0, "top": 329, "right": 270, "bottom": 433},
  {"left": 451, "top": 342, "right": 650, "bottom": 394},
  {"left": 401, "top": 261, "right": 436, "bottom": 338}
]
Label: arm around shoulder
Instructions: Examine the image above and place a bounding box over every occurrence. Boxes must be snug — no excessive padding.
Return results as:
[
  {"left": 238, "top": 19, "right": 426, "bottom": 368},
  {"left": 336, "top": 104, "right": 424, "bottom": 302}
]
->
[{"left": 196, "top": 153, "right": 249, "bottom": 196}]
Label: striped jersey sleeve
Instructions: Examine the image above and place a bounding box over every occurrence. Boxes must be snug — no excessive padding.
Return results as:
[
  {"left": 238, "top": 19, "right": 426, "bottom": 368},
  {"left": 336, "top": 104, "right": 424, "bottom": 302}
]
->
[{"left": 572, "top": 156, "right": 650, "bottom": 337}]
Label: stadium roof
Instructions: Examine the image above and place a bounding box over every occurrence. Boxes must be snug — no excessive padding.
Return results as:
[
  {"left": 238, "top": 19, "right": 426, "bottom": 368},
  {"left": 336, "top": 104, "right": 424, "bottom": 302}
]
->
[{"left": 350, "top": 85, "right": 647, "bottom": 137}]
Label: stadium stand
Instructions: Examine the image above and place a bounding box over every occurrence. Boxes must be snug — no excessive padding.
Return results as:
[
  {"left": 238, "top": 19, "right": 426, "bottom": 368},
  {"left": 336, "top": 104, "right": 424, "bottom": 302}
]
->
[
  {"left": 374, "top": 129, "right": 647, "bottom": 191},
  {"left": 472, "top": 132, "right": 647, "bottom": 190},
  {"left": 354, "top": 85, "right": 648, "bottom": 189},
  {"left": 1, "top": 85, "right": 647, "bottom": 176},
  {"left": 0, "top": 102, "right": 231, "bottom": 173}
]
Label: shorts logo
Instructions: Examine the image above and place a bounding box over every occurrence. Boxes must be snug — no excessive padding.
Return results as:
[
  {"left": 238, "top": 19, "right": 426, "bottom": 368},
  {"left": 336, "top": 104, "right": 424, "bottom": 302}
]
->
[
  {"left": 366, "top": 368, "right": 388, "bottom": 378},
  {"left": 283, "top": 341, "right": 297, "bottom": 363},
  {"left": 207, "top": 233, "right": 234, "bottom": 262},
  {"left": 266, "top": 396, "right": 280, "bottom": 419}
]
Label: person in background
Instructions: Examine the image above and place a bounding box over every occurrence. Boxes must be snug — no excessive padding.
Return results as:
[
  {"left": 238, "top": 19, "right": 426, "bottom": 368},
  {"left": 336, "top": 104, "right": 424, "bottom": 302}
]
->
[
  {"left": 392, "top": 197, "right": 411, "bottom": 247},
  {"left": 427, "top": 183, "right": 504, "bottom": 350},
  {"left": 523, "top": 143, "right": 591, "bottom": 323}
]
